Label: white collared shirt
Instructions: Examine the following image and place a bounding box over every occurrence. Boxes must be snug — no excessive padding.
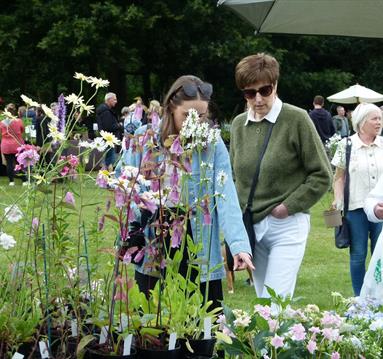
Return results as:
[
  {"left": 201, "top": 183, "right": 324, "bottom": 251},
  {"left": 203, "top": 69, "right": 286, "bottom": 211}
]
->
[
  {"left": 332, "top": 133, "right": 383, "bottom": 210},
  {"left": 245, "top": 97, "right": 282, "bottom": 125}
]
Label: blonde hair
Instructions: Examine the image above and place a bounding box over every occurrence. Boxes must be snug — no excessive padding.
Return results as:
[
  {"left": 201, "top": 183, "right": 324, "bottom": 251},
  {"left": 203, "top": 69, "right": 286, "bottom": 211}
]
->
[
  {"left": 149, "top": 100, "right": 162, "bottom": 115},
  {"left": 352, "top": 103, "right": 381, "bottom": 133}
]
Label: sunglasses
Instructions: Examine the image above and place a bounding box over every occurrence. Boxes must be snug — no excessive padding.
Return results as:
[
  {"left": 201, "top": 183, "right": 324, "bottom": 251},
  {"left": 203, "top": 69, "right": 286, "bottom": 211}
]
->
[
  {"left": 172, "top": 82, "right": 213, "bottom": 100},
  {"left": 241, "top": 85, "right": 273, "bottom": 99}
]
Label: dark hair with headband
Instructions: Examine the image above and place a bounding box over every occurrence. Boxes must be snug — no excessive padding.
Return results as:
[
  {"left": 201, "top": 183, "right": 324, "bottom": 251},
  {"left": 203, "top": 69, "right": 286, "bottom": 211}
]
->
[{"left": 160, "top": 75, "right": 213, "bottom": 145}]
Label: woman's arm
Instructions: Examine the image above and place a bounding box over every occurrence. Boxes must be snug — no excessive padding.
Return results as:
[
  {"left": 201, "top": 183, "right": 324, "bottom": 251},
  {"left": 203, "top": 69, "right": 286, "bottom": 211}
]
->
[{"left": 332, "top": 167, "right": 345, "bottom": 209}]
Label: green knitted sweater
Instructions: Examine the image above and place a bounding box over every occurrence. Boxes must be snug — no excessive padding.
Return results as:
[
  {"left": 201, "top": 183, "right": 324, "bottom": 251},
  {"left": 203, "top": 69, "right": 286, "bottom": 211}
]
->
[{"left": 230, "top": 103, "right": 332, "bottom": 223}]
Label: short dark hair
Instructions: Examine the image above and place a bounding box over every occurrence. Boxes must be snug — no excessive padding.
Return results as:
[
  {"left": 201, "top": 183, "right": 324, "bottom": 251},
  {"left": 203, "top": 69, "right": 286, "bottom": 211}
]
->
[{"left": 313, "top": 95, "right": 324, "bottom": 106}]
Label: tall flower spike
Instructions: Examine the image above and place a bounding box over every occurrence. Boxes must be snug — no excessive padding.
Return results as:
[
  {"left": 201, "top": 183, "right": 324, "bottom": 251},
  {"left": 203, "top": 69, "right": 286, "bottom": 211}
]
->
[{"left": 56, "top": 94, "right": 67, "bottom": 133}]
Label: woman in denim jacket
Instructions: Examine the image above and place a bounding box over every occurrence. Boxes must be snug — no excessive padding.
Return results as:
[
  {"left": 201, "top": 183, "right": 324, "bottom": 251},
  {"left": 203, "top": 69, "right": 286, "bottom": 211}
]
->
[{"left": 116, "top": 75, "right": 253, "bottom": 308}]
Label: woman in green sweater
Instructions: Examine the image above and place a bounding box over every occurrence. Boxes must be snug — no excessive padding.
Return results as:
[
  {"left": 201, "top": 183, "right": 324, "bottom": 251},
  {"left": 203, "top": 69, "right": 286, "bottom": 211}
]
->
[{"left": 230, "top": 53, "right": 332, "bottom": 299}]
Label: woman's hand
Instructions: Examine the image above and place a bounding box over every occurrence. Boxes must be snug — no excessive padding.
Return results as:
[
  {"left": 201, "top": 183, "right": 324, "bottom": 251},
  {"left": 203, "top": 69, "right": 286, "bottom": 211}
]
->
[
  {"left": 374, "top": 202, "right": 383, "bottom": 220},
  {"left": 233, "top": 252, "right": 255, "bottom": 271},
  {"left": 271, "top": 203, "right": 289, "bottom": 219}
]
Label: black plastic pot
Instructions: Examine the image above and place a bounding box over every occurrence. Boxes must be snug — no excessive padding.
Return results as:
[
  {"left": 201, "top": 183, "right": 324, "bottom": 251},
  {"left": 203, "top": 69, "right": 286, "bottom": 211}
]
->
[
  {"left": 180, "top": 337, "right": 216, "bottom": 358},
  {"left": 85, "top": 347, "right": 137, "bottom": 358},
  {"left": 17, "top": 341, "right": 41, "bottom": 358},
  {"left": 136, "top": 345, "right": 181, "bottom": 359}
]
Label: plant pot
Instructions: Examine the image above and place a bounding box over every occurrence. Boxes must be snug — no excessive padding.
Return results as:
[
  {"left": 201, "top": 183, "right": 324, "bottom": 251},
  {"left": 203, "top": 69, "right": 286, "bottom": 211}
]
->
[
  {"left": 180, "top": 338, "right": 216, "bottom": 358},
  {"left": 323, "top": 209, "right": 342, "bottom": 228},
  {"left": 136, "top": 345, "right": 181, "bottom": 359},
  {"left": 17, "top": 341, "right": 41, "bottom": 358},
  {"left": 85, "top": 347, "right": 137, "bottom": 358}
]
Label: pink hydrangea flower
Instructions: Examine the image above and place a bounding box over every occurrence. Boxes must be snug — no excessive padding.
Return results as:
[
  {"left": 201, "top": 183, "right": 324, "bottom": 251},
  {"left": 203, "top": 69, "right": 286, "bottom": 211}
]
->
[
  {"left": 290, "top": 323, "right": 306, "bottom": 341},
  {"left": 270, "top": 335, "right": 284, "bottom": 349},
  {"left": 307, "top": 340, "right": 317, "bottom": 354}
]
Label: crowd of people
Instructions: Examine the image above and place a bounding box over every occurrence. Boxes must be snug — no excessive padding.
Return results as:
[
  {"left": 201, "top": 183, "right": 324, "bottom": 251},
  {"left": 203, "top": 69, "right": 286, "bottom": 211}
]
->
[{"left": 1, "top": 52, "right": 383, "bottom": 302}]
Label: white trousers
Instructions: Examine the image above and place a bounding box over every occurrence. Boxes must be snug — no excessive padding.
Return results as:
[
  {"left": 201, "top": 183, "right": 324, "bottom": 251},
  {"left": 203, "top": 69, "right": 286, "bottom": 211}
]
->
[{"left": 252, "top": 213, "right": 310, "bottom": 298}]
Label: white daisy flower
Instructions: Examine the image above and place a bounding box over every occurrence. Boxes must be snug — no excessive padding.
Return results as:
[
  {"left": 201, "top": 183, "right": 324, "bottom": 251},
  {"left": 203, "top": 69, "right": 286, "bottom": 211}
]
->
[
  {"left": 100, "top": 130, "right": 121, "bottom": 148},
  {"left": 21, "top": 94, "right": 39, "bottom": 107},
  {"left": 73, "top": 72, "right": 88, "bottom": 81},
  {"left": 65, "top": 93, "right": 84, "bottom": 106},
  {"left": 4, "top": 205, "right": 23, "bottom": 223}
]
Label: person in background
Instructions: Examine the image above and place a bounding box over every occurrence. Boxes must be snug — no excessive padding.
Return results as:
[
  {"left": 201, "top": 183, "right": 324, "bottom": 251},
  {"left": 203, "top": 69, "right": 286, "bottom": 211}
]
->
[
  {"left": 96, "top": 92, "right": 121, "bottom": 171},
  {"left": 361, "top": 174, "right": 383, "bottom": 298},
  {"left": 0, "top": 103, "right": 27, "bottom": 185},
  {"left": 332, "top": 105, "right": 350, "bottom": 138},
  {"left": 309, "top": 95, "right": 336, "bottom": 145},
  {"left": 332, "top": 102, "right": 383, "bottom": 296},
  {"left": 230, "top": 53, "right": 332, "bottom": 299}
]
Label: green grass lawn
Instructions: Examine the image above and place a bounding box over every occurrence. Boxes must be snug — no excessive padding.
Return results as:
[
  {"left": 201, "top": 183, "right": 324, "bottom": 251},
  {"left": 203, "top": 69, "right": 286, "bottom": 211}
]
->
[{"left": 0, "top": 175, "right": 355, "bottom": 311}]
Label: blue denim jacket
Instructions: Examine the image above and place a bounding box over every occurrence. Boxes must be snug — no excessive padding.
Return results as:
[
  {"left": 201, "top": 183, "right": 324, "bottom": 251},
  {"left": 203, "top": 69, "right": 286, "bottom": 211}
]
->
[{"left": 116, "top": 133, "right": 251, "bottom": 282}]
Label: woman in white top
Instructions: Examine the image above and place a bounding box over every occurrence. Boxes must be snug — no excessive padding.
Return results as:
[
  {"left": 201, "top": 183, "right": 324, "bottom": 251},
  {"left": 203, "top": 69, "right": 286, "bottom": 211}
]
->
[
  {"left": 361, "top": 175, "right": 383, "bottom": 299},
  {"left": 332, "top": 103, "right": 383, "bottom": 296}
]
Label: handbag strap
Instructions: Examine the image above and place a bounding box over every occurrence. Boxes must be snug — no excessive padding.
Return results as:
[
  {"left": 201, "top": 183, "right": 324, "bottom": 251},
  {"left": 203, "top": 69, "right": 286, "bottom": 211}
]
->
[
  {"left": 246, "top": 122, "right": 274, "bottom": 210},
  {"left": 343, "top": 137, "right": 352, "bottom": 214}
]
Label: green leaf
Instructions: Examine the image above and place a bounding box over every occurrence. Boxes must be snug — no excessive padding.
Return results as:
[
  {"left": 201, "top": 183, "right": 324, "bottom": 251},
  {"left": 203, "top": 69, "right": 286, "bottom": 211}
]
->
[{"left": 76, "top": 335, "right": 95, "bottom": 357}]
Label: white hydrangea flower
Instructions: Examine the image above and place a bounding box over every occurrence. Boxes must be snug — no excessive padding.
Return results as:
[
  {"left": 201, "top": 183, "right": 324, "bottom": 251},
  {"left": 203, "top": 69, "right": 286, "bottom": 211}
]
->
[
  {"left": 4, "top": 205, "right": 23, "bottom": 223},
  {"left": 0, "top": 232, "right": 16, "bottom": 250}
]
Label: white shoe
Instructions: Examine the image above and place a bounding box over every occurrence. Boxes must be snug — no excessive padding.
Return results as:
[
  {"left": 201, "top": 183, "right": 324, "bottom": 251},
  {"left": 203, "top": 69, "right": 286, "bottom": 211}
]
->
[
  {"left": 9, "top": 182, "right": 15, "bottom": 186},
  {"left": 22, "top": 182, "right": 29, "bottom": 186}
]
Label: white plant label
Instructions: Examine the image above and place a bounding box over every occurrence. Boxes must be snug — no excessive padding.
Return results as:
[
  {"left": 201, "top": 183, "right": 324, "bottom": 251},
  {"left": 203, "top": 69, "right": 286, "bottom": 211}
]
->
[
  {"left": 99, "top": 326, "right": 109, "bottom": 344},
  {"left": 123, "top": 334, "right": 133, "bottom": 355},
  {"left": 119, "top": 313, "right": 128, "bottom": 332},
  {"left": 204, "top": 317, "right": 212, "bottom": 339},
  {"left": 71, "top": 319, "right": 78, "bottom": 337},
  {"left": 12, "top": 353, "right": 24, "bottom": 359},
  {"left": 39, "top": 341, "right": 49, "bottom": 358},
  {"left": 93, "top": 123, "right": 98, "bottom": 131},
  {"left": 168, "top": 332, "right": 177, "bottom": 350}
]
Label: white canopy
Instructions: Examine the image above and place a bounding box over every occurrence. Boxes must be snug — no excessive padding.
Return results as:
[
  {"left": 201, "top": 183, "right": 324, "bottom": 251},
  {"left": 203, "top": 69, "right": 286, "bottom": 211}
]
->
[
  {"left": 217, "top": 0, "right": 383, "bottom": 38},
  {"left": 327, "top": 84, "right": 383, "bottom": 104}
]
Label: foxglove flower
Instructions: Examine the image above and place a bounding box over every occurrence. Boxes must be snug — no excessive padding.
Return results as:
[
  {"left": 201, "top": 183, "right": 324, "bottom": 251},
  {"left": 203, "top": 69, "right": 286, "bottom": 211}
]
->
[
  {"left": 170, "top": 136, "right": 183, "bottom": 155},
  {"left": 171, "top": 218, "right": 184, "bottom": 248}
]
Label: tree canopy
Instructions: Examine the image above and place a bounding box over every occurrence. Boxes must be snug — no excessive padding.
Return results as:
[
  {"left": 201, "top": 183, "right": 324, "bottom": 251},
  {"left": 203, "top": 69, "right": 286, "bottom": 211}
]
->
[{"left": 1, "top": 0, "right": 383, "bottom": 119}]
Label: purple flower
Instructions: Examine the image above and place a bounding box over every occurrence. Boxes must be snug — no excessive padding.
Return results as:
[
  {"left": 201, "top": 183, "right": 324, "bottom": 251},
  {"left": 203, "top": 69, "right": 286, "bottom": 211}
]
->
[
  {"left": 151, "top": 111, "right": 160, "bottom": 130},
  {"left": 202, "top": 198, "right": 211, "bottom": 225},
  {"left": 168, "top": 187, "right": 180, "bottom": 204},
  {"left": 134, "top": 248, "right": 145, "bottom": 263},
  {"left": 140, "top": 196, "right": 157, "bottom": 214},
  {"left": 56, "top": 93, "right": 67, "bottom": 133},
  {"left": 331, "top": 352, "right": 340, "bottom": 359},
  {"left": 170, "top": 136, "right": 183, "bottom": 155},
  {"left": 15, "top": 145, "right": 40, "bottom": 170},
  {"left": 115, "top": 189, "right": 126, "bottom": 208},
  {"left": 32, "top": 217, "right": 39, "bottom": 233},
  {"left": 170, "top": 166, "right": 179, "bottom": 187},
  {"left": 64, "top": 192, "right": 75, "bottom": 206},
  {"left": 171, "top": 218, "right": 184, "bottom": 248}
]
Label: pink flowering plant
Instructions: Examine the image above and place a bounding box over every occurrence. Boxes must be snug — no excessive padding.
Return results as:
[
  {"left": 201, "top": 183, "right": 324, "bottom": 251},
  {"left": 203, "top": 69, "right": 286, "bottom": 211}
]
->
[
  {"left": 0, "top": 73, "right": 122, "bottom": 357},
  {"left": 88, "top": 108, "right": 224, "bottom": 351},
  {"left": 217, "top": 288, "right": 383, "bottom": 358}
]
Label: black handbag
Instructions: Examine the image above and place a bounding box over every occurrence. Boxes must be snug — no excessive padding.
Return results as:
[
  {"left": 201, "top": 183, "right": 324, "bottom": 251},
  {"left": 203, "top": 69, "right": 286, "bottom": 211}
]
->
[
  {"left": 243, "top": 122, "right": 274, "bottom": 254},
  {"left": 335, "top": 138, "right": 352, "bottom": 249}
]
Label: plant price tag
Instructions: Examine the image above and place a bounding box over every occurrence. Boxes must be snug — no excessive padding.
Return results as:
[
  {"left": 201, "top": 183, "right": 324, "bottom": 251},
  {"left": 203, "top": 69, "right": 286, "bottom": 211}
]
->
[
  {"left": 168, "top": 332, "right": 177, "bottom": 350},
  {"left": 99, "top": 326, "right": 109, "bottom": 344},
  {"left": 123, "top": 334, "right": 133, "bottom": 355},
  {"left": 71, "top": 319, "right": 78, "bottom": 337},
  {"left": 204, "top": 317, "right": 212, "bottom": 339},
  {"left": 39, "top": 341, "right": 49, "bottom": 358},
  {"left": 12, "top": 353, "right": 24, "bottom": 359}
]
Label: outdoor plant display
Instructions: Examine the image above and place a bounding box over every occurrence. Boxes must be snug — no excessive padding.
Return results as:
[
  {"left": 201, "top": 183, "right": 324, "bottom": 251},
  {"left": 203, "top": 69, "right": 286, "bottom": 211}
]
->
[{"left": 216, "top": 289, "right": 383, "bottom": 358}]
